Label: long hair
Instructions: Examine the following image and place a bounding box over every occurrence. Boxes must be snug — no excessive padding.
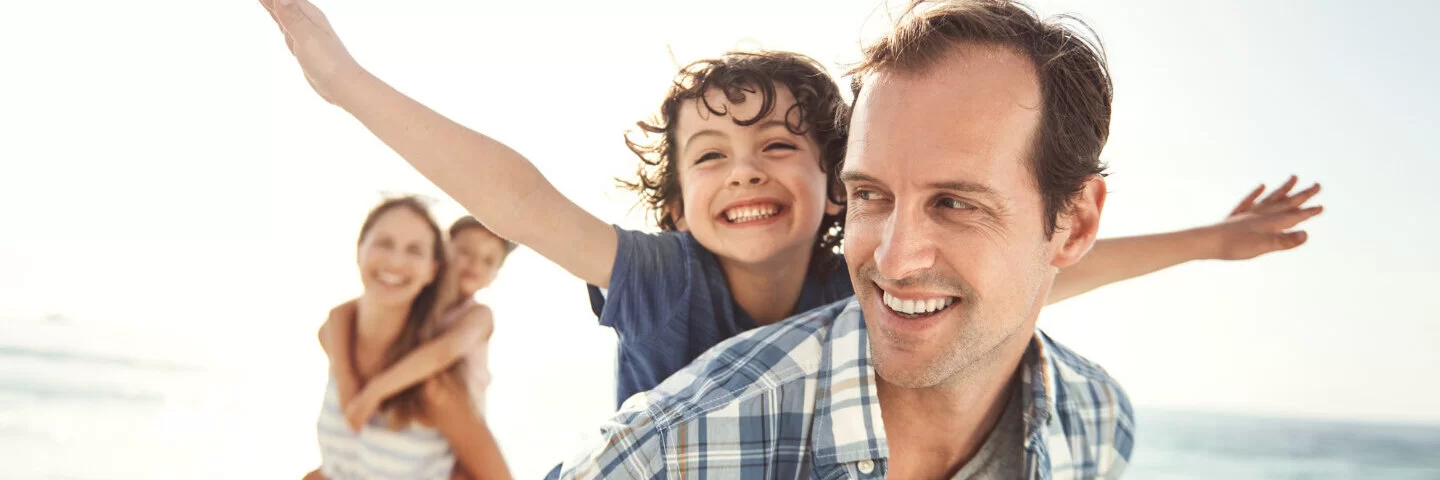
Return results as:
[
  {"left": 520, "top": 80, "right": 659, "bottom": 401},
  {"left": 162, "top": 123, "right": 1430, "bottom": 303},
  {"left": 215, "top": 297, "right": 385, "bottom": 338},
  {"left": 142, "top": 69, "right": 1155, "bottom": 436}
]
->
[{"left": 355, "top": 196, "right": 466, "bottom": 427}]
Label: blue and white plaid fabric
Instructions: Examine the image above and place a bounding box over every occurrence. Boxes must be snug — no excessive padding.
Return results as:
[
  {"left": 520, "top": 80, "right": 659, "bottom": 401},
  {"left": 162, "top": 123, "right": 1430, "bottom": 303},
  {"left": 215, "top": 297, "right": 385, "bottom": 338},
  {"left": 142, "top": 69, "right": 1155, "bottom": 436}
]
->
[{"left": 558, "top": 298, "right": 1134, "bottom": 479}]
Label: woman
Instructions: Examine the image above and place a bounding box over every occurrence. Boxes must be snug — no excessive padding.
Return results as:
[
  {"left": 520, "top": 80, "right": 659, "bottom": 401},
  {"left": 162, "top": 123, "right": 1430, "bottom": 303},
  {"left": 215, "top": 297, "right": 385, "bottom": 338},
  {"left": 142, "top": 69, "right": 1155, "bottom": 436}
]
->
[
  {"left": 321, "top": 214, "right": 515, "bottom": 431},
  {"left": 307, "top": 197, "right": 510, "bottom": 480}
]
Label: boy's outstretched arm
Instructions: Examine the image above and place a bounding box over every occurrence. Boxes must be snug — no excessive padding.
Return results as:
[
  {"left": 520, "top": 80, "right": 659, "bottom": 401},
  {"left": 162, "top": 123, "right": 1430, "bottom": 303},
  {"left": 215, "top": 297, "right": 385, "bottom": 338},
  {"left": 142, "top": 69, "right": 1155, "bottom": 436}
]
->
[
  {"left": 1048, "top": 176, "right": 1323, "bottom": 305},
  {"left": 318, "top": 300, "right": 361, "bottom": 407},
  {"left": 343, "top": 306, "right": 493, "bottom": 431},
  {"left": 259, "top": 0, "right": 617, "bottom": 287}
]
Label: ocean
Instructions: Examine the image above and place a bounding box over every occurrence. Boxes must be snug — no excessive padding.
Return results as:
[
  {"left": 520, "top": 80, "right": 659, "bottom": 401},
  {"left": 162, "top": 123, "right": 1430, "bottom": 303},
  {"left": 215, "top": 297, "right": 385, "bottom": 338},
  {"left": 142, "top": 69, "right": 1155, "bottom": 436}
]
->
[{"left": 3, "top": 334, "right": 1438, "bottom": 479}]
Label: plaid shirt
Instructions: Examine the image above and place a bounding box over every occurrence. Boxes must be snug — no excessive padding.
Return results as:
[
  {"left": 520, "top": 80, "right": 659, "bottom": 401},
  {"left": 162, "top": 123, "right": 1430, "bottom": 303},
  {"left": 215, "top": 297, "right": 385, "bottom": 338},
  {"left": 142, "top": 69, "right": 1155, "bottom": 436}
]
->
[{"left": 558, "top": 299, "right": 1135, "bottom": 479}]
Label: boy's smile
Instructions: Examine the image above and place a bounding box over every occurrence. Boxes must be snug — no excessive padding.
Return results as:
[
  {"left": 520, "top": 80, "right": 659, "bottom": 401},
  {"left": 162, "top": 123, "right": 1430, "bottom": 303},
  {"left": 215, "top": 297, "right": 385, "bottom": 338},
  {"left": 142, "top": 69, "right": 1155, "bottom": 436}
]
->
[{"left": 672, "top": 84, "right": 838, "bottom": 267}]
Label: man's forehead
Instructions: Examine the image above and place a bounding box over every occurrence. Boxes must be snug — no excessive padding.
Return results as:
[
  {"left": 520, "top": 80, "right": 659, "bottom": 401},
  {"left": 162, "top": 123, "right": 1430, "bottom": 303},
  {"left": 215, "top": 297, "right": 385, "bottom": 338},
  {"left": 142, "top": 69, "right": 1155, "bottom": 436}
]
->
[{"left": 844, "top": 44, "right": 1041, "bottom": 200}]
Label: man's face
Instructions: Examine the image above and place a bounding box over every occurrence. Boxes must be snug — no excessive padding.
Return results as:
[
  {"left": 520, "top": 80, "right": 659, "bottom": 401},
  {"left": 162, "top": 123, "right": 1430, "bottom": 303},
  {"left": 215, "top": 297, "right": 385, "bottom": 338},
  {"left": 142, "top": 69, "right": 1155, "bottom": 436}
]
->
[{"left": 842, "top": 44, "right": 1094, "bottom": 389}]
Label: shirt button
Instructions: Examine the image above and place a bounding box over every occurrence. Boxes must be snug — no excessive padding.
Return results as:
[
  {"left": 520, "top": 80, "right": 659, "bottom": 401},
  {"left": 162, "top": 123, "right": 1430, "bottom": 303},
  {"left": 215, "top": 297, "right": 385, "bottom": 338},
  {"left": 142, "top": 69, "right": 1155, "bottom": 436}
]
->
[{"left": 857, "top": 460, "right": 875, "bottom": 474}]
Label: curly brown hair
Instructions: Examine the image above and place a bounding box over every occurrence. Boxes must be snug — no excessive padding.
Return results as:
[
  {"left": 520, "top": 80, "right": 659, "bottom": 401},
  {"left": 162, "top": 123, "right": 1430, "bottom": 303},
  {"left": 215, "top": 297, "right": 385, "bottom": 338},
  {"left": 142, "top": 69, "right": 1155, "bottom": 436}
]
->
[{"left": 620, "top": 51, "right": 851, "bottom": 277}]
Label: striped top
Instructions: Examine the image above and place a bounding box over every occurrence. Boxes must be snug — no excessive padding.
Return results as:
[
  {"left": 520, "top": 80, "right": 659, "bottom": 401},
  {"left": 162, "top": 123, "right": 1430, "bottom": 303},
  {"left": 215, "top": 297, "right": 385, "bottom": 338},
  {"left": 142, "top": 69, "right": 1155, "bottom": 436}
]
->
[{"left": 316, "top": 378, "right": 456, "bottom": 480}]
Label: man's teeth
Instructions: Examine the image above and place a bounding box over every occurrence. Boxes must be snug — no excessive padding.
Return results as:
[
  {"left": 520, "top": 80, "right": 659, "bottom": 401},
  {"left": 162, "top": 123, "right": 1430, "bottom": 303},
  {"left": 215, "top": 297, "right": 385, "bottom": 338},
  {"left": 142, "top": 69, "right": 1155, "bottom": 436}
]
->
[
  {"left": 724, "top": 204, "right": 780, "bottom": 223},
  {"left": 378, "top": 272, "right": 406, "bottom": 287},
  {"left": 882, "top": 290, "right": 955, "bottom": 316}
]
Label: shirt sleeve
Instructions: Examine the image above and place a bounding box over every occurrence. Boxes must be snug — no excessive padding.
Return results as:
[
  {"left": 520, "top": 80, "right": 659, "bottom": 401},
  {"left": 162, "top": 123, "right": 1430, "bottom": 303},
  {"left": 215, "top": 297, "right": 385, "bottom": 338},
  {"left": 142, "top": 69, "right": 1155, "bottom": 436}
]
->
[
  {"left": 555, "top": 404, "right": 668, "bottom": 480},
  {"left": 591, "top": 225, "right": 691, "bottom": 335}
]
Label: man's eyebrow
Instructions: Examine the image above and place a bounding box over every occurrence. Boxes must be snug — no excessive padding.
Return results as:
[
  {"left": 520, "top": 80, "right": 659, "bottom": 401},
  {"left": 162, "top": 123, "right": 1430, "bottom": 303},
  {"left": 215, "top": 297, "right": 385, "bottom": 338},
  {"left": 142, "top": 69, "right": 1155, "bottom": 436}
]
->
[
  {"left": 839, "top": 170, "right": 881, "bottom": 185},
  {"left": 925, "top": 180, "right": 1001, "bottom": 198},
  {"left": 842, "top": 171, "right": 999, "bottom": 194}
]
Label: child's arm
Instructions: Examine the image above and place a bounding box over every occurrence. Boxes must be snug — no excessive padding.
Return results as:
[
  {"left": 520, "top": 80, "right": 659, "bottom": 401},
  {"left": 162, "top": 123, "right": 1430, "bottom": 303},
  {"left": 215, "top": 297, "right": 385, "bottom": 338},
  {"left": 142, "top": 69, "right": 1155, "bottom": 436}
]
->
[
  {"left": 344, "top": 306, "right": 493, "bottom": 431},
  {"left": 318, "top": 299, "right": 361, "bottom": 407},
  {"left": 260, "top": 0, "right": 617, "bottom": 287},
  {"left": 1048, "top": 176, "right": 1322, "bottom": 304}
]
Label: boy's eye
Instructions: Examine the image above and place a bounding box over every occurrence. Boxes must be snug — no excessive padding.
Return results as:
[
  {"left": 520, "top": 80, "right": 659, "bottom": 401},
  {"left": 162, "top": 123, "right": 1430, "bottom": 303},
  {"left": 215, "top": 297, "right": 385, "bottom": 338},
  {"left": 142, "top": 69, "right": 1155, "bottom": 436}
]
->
[
  {"left": 697, "top": 152, "right": 724, "bottom": 163},
  {"left": 763, "top": 142, "right": 797, "bottom": 152}
]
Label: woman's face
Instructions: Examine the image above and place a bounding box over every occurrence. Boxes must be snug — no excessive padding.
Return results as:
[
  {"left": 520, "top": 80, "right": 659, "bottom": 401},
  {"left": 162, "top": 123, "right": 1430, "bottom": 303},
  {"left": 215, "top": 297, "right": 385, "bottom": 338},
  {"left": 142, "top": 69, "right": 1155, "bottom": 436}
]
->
[{"left": 357, "top": 208, "right": 439, "bottom": 307}]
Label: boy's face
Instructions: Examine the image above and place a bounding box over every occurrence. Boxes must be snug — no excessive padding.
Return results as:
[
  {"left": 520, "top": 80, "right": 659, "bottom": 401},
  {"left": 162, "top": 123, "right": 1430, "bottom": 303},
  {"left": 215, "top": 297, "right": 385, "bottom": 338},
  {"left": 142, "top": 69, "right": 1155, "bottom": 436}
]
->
[
  {"left": 671, "top": 84, "right": 840, "bottom": 267},
  {"left": 451, "top": 228, "right": 506, "bottom": 298}
]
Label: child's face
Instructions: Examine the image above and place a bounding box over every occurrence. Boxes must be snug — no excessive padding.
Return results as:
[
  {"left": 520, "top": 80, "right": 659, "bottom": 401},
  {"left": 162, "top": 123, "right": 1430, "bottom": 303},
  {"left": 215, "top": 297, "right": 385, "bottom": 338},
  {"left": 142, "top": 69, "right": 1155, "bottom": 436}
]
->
[
  {"left": 357, "top": 208, "right": 440, "bottom": 307},
  {"left": 452, "top": 228, "right": 506, "bottom": 298},
  {"left": 671, "top": 84, "right": 840, "bottom": 267}
]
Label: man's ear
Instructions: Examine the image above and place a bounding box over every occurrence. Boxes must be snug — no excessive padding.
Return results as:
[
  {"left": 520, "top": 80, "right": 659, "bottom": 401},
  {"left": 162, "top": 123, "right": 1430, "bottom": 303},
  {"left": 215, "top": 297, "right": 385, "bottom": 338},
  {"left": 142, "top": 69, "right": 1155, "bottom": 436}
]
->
[{"left": 1049, "top": 175, "right": 1107, "bottom": 269}]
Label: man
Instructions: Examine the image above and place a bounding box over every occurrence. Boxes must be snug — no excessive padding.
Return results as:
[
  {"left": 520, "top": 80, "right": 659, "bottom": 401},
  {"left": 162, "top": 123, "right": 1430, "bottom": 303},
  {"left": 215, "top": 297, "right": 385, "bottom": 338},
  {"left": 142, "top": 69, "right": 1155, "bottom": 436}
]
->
[{"left": 558, "top": 1, "right": 1135, "bottom": 478}]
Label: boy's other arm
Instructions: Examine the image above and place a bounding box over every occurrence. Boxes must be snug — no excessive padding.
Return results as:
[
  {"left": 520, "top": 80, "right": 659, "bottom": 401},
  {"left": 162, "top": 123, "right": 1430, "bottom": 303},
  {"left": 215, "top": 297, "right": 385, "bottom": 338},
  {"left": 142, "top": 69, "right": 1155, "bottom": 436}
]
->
[{"left": 1048, "top": 176, "right": 1323, "bottom": 304}]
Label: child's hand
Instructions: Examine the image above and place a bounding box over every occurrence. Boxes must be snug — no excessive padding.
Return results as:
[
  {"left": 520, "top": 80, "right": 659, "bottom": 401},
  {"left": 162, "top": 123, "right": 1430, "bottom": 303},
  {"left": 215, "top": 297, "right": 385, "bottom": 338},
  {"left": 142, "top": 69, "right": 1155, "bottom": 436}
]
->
[
  {"left": 336, "top": 378, "right": 361, "bottom": 411},
  {"left": 259, "top": 0, "right": 362, "bottom": 105},
  {"left": 343, "top": 388, "right": 382, "bottom": 432},
  {"left": 1207, "top": 175, "right": 1323, "bottom": 260}
]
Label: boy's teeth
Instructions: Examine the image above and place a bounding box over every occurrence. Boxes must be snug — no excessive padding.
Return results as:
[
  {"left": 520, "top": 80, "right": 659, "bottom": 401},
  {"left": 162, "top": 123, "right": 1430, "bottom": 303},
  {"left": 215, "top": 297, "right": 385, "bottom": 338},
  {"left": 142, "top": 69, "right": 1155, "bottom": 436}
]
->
[
  {"left": 725, "top": 204, "right": 780, "bottom": 223},
  {"left": 882, "top": 290, "right": 955, "bottom": 315}
]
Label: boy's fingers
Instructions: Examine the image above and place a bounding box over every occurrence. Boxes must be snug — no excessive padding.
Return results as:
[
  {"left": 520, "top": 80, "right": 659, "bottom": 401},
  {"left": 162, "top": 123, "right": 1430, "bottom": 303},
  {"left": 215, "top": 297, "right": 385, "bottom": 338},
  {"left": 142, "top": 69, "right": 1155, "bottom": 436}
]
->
[
  {"left": 296, "top": 0, "right": 332, "bottom": 28},
  {"left": 1259, "top": 175, "right": 1299, "bottom": 205},
  {"left": 1277, "top": 230, "right": 1308, "bottom": 250},
  {"left": 1231, "top": 184, "right": 1265, "bottom": 216},
  {"left": 1276, "top": 183, "right": 1321, "bottom": 210},
  {"left": 1269, "top": 205, "right": 1324, "bottom": 229}
]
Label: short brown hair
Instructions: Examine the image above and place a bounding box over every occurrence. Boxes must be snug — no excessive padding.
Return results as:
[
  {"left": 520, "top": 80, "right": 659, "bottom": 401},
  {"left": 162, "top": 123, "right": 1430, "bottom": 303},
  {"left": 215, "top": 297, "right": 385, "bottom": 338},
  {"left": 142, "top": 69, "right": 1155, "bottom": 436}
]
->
[
  {"left": 448, "top": 215, "right": 517, "bottom": 256},
  {"left": 851, "top": 0, "right": 1112, "bottom": 237},
  {"left": 621, "top": 51, "right": 850, "bottom": 276}
]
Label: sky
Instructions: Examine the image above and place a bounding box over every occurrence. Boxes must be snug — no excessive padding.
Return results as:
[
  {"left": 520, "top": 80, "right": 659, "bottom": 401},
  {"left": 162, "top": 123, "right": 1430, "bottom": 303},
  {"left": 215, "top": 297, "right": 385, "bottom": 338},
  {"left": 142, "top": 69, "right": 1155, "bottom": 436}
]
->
[{"left": 2, "top": 0, "right": 1438, "bottom": 475}]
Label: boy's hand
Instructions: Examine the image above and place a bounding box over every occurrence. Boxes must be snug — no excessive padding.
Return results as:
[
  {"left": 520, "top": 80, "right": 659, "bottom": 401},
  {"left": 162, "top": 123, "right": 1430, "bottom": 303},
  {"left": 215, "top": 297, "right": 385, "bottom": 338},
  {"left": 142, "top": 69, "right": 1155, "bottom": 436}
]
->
[
  {"left": 1206, "top": 175, "right": 1324, "bottom": 260},
  {"left": 259, "top": 0, "right": 362, "bottom": 104},
  {"left": 344, "top": 388, "right": 382, "bottom": 432}
]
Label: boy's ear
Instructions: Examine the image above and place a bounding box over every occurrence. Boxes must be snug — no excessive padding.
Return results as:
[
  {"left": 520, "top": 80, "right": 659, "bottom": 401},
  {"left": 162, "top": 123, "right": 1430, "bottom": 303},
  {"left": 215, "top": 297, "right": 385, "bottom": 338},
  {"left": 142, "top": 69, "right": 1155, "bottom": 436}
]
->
[{"left": 666, "top": 201, "right": 689, "bottom": 231}]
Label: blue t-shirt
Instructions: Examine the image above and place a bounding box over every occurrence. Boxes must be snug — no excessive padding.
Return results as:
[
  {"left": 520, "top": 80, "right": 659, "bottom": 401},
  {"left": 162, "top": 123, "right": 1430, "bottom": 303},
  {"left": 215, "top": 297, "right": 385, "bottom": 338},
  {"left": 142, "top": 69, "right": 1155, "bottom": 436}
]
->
[{"left": 587, "top": 226, "right": 854, "bottom": 407}]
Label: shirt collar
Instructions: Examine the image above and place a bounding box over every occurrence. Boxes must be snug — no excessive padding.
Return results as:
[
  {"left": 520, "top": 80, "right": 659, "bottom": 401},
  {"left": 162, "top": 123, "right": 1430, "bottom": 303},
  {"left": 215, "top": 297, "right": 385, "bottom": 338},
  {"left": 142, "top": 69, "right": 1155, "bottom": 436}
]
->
[{"left": 812, "top": 303, "right": 1057, "bottom": 468}]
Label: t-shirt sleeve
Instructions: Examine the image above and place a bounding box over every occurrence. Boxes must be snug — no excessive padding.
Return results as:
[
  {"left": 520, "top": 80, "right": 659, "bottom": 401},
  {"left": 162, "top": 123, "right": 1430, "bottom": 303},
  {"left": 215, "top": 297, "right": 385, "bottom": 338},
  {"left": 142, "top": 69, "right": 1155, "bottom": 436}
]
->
[{"left": 588, "top": 225, "right": 690, "bottom": 334}]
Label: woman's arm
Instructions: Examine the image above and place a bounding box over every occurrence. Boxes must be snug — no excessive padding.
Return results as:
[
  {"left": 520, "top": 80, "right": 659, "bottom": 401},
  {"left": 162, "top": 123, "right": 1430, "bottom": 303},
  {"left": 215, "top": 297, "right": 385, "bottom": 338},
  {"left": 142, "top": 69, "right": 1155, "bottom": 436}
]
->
[
  {"left": 318, "top": 300, "right": 360, "bottom": 406},
  {"left": 422, "top": 378, "right": 513, "bottom": 480}
]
